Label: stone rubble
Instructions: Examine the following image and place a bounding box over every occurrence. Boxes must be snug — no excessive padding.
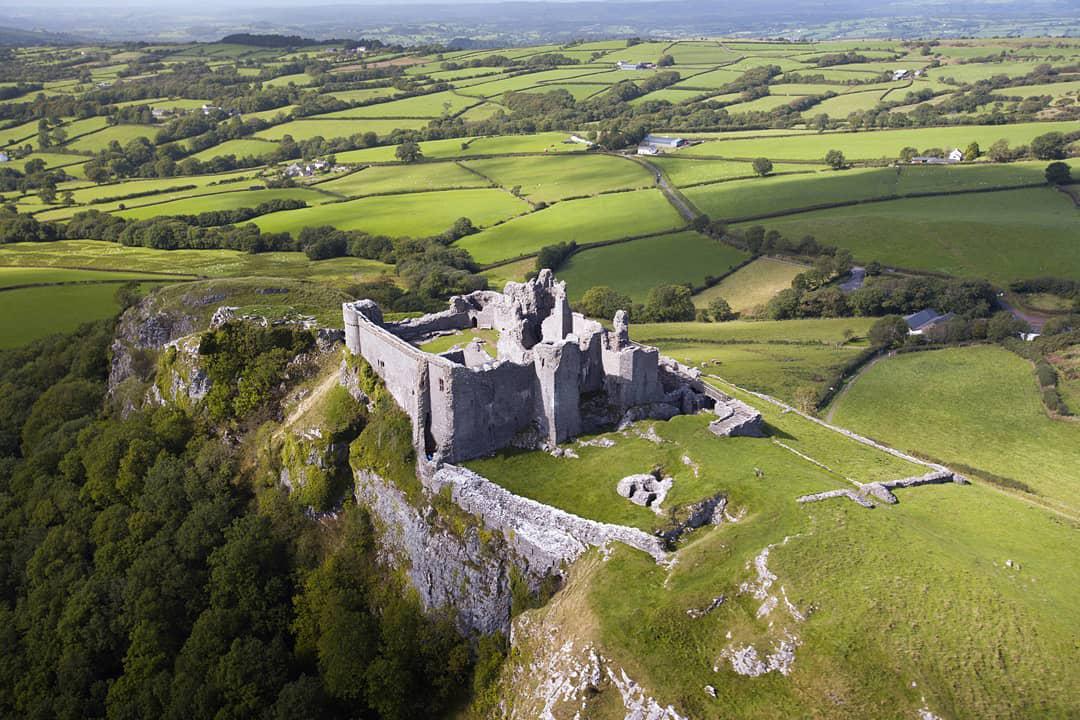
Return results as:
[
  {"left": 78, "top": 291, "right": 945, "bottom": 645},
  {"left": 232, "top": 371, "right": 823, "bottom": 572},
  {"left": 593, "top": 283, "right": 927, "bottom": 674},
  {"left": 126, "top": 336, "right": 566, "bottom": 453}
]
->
[
  {"left": 578, "top": 436, "right": 616, "bottom": 448},
  {"left": 687, "top": 595, "right": 726, "bottom": 619},
  {"left": 616, "top": 472, "right": 673, "bottom": 513},
  {"left": 797, "top": 471, "right": 965, "bottom": 509}
]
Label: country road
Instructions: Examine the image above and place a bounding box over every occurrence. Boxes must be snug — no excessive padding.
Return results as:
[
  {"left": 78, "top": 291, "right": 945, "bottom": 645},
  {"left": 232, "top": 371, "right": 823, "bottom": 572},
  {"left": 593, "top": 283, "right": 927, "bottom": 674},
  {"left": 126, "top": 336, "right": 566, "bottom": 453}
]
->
[{"left": 625, "top": 154, "right": 700, "bottom": 222}]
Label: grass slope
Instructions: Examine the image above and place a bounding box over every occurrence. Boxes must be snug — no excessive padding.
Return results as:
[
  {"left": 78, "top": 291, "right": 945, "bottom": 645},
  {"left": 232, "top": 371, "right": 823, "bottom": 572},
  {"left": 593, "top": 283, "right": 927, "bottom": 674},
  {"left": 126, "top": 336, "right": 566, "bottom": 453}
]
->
[
  {"left": 692, "top": 257, "right": 806, "bottom": 314},
  {"left": 830, "top": 345, "right": 1080, "bottom": 515}
]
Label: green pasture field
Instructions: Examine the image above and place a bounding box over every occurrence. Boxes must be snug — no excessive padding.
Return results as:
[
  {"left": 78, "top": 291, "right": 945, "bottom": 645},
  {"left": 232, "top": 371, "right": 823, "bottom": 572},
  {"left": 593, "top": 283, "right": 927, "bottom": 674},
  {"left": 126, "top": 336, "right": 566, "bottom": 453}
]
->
[
  {"left": 995, "top": 79, "right": 1080, "bottom": 98},
  {"left": 313, "top": 162, "right": 489, "bottom": 197},
  {"left": 692, "top": 257, "right": 806, "bottom": 314},
  {"left": 253, "top": 187, "right": 529, "bottom": 238},
  {"left": 0, "top": 283, "right": 138, "bottom": 348},
  {"left": 522, "top": 83, "right": 609, "bottom": 101},
  {"left": 241, "top": 105, "right": 298, "bottom": 122},
  {"left": 457, "top": 102, "right": 507, "bottom": 121},
  {"left": 480, "top": 257, "right": 533, "bottom": 289},
  {"left": 747, "top": 186, "right": 1080, "bottom": 282},
  {"left": 64, "top": 123, "right": 157, "bottom": 153},
  {"left": 669, "top": 68, "right": 742, "bottom": 90},
  {"left": 651, "top": 157, "right": 817, "bottom": 187},
  {"left": 114, "top": 187, "right": 332, "bottom": 220},
  {"left": 629, "top": 88, "right": 707, "bottom": 105},
  {"left": 263, "top": 72, "right": 316, "bottom": 88},
  {"left": 330, "top": 132, "right": 586, "bottom": 163},
  {"left": 0, "top": 239, "right": 393, "bottom": 284},
  {"left": 32, "top": 168, "right": 260, "bottom": 211},
  {"left": 778, "top": 67, "right": 887, "bottom": 82},
  {"left": 314, "top": 90, "right": 479, "bottom": 118},
  {"left": 189, "top": 137, "right": 280, "bottom": 160},
  {"left": 724, "top": 56, "right": 813, "bottom": 73},
  {"left": 601, "top": 42, "right": 675, "bottom": 64},
  {"left": 461, "top": 153, "right": 653, "bottom": 203},
  {"left": 686, "top": 161, "right": 1049, "bottom": 221},
  {"left": 111, "top": 97, "right": 209, "bottom": 111},
  {"left": 457, "top": 188, "right": 684, "bottom": 264},
  {"left": 254, "top": 118, "right": 428, "bottom": 141},
  {"left": 927, "top": 60, "right": 1067, "bottom": 83},
  {"left": 462, "top": 68, "right": 613, "bottom": 97},
  {"left": 0, "top": 267, "right": 179, "bottom": 288},
  {"left": 664, "top": 41, "right": 743, "bottom": 65},
  {"left": 323, "top": 87, "right": 399, "bottom": 103},
  {"left": 627, "top": 317, "right": 874, "bottom": 401},
  {"left": 14, "top": 152, "right": 90, "bottom": 173},
  {"left": 679, "top": 120, "right": 1079, "bottom": 160},
  {"left": 724, "top": 94, "right": 812, "bottom": 114},
  {"left": 830, "top": 345, "right": 1080, "bottom": 515},
  {"left": 558, "top": 231, "right": 749, "bottom": 302},
  {"left": 809, "top": 89, "right": 892, "bottom": 116},
  {"left": 2, "top": 119, "right": 50, "bottom": 147},
  {"left": 633, "top": 316, "right": 876, "bottom": 345}
]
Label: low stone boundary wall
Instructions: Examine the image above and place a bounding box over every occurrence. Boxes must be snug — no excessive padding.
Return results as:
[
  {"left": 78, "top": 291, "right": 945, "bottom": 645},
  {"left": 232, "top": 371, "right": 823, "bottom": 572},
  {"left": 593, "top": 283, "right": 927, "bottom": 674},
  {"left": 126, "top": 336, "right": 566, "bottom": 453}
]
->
[
  {"left": 797, "top": 471, "right": 964, "bottom": 509},
  {"left": 428, "top": 463, "right": 671, "bottom": 569}
]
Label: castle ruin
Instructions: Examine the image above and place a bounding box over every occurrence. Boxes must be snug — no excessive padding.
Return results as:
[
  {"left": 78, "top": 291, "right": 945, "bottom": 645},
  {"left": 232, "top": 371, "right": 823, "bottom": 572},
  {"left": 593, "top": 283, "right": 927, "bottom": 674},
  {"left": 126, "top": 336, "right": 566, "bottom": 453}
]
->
[{"left": 343, "top": 270, "right": 762, "bottom": 464}]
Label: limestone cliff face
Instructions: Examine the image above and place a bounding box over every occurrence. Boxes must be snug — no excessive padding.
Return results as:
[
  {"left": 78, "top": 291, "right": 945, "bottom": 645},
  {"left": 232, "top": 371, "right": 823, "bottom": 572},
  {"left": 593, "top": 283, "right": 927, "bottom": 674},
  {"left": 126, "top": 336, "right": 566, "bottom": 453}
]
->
[{"left": 353, "top": 468, "right": 516, "bottom": 635}]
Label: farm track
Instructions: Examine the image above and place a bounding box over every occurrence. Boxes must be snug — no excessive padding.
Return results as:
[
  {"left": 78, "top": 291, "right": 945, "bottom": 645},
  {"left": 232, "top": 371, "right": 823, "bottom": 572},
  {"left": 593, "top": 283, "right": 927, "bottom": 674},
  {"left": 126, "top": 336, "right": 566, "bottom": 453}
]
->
[{"left": 624, "top": 154, "right": 700, "bottom": 222}]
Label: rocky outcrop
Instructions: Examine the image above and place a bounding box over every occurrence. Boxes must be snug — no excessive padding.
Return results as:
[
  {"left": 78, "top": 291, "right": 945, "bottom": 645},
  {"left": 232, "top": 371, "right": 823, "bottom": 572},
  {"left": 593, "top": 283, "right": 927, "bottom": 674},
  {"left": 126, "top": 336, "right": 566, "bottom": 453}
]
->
[
  {"left": 108, "top": 294, "right": 200, "bottom": 397},
  {"left": 354, "top": 469, "right": 515, "bottom": 635}
]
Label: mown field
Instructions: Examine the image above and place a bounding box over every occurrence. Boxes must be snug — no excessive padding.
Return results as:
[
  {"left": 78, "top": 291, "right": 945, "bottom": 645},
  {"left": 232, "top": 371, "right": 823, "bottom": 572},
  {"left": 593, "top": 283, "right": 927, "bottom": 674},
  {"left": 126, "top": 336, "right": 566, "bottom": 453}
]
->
[
  {"left": 253, "top": 187, "right": 528, "bottom": 237},
  {"left": 0, "top": 283, "right": 137, "bottom": 348},
  {"left": 559, "top": 230, "right": 749, "bottom": 302},
  {"left": 692, "top": 257, "right": 806, "bottom": 314},
  {"left": 686, "top": 161, "right": 1051, "bottom": 221},
  {"left": 457, "top": 188, "right": 684, "bottom": 264},
  {"left": 461, "top": 154, "right": 653, "bottom": 203},
  {"left": 746, "top": 186, "right": 1080, "bottom": 282},
  {"left": 114, "top": 187, "right": 332, "bottom": 220}
]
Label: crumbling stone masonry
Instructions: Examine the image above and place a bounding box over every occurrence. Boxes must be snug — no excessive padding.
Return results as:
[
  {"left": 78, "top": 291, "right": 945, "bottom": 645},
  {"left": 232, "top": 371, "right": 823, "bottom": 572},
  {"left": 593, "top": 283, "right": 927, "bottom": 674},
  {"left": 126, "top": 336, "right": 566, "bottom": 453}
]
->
[{"left": 343, "top": 270, "right": 762, "bottom": 464}]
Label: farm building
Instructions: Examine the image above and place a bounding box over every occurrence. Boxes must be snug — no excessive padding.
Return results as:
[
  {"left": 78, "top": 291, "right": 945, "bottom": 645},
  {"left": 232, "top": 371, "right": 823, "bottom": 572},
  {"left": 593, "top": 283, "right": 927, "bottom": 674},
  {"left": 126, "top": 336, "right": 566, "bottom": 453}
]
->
[
  {"left": 948, "top": 148, "right": 964, "bottom": 162},
  {"left": 0, "top": 151, "right": 8, "bottom": 163},
  {"left": 892, "top": 69, "right": 911, "bottom": 81},
  {"left": 617, "top": 61, "right": 654, "bottom": 70},
  {"left": 904, "top": 308, "right": 956, "bottom": 334},
  {"left": 636, "top": 144, "right": 659, "bottom": 155},
  {"left": 642, "top": 134, "right": 686, "bottom": 149}
]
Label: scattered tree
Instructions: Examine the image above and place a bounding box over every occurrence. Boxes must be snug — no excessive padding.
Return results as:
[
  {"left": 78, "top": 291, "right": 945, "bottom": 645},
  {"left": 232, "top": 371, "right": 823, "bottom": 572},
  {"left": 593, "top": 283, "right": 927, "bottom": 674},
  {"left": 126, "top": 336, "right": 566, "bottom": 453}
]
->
[
  {"left": 395, "top": 140, "right": 423, "bottom": 164},
  {"left": 579, "top": 285, "right": 631, "bottom": 320},
  {"left": 707, "top": 296, "right": 736, "bottom": 322},
  {"left": 824, "top": 149, "right": 846, "bottom": 170},
  {"left": 752, "top": 157, "right": 773, "bottom": 177},
  {"left": 644, "top": 284, "right": 695, "bottom": 322},
  {"left": 868, "top": 315, "right": 910, "bottom": 348},
  {"left": 1030, "top": 132, "right": 1067, "bottom": 161},
  {"left": 963, "top": 142, "right": 981, "bottom": 161},
  {"left": 1045, "top": 161, "right": 1072, "bottom": 185}
]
